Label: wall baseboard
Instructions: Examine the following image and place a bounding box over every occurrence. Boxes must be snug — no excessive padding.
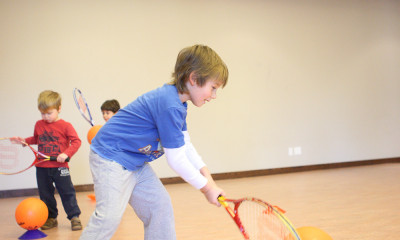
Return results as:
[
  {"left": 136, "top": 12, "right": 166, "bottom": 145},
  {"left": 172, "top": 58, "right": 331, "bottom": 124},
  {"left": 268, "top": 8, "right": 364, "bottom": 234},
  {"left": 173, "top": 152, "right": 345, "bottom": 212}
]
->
[{"left": 1, "top": 157, "right": 399, "bottom": 199}]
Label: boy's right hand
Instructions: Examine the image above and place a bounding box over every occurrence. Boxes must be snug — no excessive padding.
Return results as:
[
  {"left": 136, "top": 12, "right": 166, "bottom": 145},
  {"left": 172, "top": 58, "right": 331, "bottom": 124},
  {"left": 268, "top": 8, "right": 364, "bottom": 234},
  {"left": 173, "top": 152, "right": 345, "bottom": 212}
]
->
[{"left": 200, "top": 182, "right": 225, "bottom": 206}]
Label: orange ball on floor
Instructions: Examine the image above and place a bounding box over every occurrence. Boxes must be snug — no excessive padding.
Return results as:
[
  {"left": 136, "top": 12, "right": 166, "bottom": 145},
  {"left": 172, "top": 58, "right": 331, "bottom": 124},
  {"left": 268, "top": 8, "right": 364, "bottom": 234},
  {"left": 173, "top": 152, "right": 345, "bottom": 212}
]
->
[
  {"left": 296, "top": 226, "right": 333, "bottom": 240},
  {"left": 15, "top": 198, "right": 48, "bottom": 230}
]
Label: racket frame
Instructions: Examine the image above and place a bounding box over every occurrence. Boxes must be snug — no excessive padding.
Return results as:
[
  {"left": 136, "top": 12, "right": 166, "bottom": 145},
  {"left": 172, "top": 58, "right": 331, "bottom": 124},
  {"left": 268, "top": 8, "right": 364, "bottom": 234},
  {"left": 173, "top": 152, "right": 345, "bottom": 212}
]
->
[
  {"left": 0, "top": 138, "right": 70, "bottom": 175},
  {"left": 218, "top": 196, "right": 301, "bottom": 240},
  {"left": 73, "top": 88, "right": 94, "bottom": 126}
]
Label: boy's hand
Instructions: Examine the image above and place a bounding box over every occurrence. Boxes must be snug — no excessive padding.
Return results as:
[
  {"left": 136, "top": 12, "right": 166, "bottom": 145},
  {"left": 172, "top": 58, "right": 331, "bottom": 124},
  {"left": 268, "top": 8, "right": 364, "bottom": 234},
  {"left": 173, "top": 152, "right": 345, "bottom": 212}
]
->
[
  {"left": 10, "top": 137, "right": 25, "bottom": 145},
  {"left": 57, "top": 153, "right": 69, "bottom": 163},
  {"left": 201, "top": 182, "right": 225, "bottom": 206}
]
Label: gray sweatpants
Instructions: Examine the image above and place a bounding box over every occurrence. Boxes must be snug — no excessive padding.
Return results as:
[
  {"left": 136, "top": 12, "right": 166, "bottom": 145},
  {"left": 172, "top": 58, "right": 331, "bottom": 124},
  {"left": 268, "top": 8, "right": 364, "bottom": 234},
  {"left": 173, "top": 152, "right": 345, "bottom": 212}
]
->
[{"left": 80, "top": 150, "right": 176, "bottom": 240}]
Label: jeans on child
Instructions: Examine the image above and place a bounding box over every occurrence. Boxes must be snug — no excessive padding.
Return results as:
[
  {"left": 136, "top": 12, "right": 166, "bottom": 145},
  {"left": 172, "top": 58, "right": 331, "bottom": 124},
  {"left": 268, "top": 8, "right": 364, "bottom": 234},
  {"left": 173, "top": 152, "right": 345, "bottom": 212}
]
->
[
  {"left": 79, "top": 149, "right": 176, "bottom": 240},
  {"left": 36, "top": 167, "right": 81, "bottom": 220}
]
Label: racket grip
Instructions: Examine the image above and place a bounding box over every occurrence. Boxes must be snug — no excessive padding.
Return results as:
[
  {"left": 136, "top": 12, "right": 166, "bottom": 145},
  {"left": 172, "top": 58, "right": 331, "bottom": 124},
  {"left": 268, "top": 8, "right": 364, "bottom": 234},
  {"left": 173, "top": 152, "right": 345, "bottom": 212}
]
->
[
  {"left": 217, "top": 195, "right": 225, "bottom": 201},
  {"left": 217, "top": 195, "right": 228, "bottom": 206},
  {"left": 49, "top": 156, "right": 70, "bottom": 162}
]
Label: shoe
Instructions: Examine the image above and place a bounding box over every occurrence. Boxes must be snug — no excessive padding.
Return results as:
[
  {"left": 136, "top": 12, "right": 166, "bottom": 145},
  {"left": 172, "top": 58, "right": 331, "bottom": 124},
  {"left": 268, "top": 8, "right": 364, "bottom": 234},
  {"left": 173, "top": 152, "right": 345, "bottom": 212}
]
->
[
  {"left": 71, "top": 216, "right": 82, "bottom": 231},
  {"left": 41, "top": 218, "right": 58, "bottom": 230}
]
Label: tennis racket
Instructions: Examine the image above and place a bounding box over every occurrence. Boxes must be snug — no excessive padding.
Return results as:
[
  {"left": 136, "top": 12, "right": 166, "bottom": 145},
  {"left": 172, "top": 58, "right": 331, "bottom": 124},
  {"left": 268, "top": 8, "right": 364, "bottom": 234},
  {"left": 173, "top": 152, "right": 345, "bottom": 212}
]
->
[
  {"left": 218, "top": 196, "right": 300, "bottom": 240},
  {"left": 0, "top": 138, "right": 70, "bottom": 175},
  {"left": 73, "top": 88, "right": 95, "bottom": 126}
]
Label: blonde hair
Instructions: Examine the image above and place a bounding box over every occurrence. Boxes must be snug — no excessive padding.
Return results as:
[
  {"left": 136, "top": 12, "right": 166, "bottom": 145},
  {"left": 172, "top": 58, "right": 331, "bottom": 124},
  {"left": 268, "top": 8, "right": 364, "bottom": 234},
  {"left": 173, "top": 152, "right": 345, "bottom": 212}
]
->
[
  {"left": 170, "top": 44, "right": 229, "bottom": 93},
  {"left": 37, "top": 90, "right": 62, "bottom": 111}
]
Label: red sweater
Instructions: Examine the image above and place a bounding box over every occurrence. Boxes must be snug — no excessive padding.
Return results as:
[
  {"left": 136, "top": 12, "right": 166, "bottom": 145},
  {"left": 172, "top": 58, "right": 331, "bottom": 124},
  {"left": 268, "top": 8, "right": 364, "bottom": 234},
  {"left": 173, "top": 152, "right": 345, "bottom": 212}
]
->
[{"left": 25, "top": 119, "right": 81, "bottom": 168}]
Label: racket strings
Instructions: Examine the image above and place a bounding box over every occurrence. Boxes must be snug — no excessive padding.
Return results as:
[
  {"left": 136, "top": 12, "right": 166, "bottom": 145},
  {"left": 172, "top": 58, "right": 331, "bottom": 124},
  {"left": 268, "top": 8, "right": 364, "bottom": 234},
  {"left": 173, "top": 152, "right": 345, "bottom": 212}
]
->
[
  {"left": 239, "top": 201, "right": 295, "bottom": 240},
  {"left": 0, "top": 140, "right": 31, "bottom": 174},
  {"left": 0, "top": 142, "right": 19, "bottom": 169},
  {"left": 77, "top": 95, "right": 88, "bottom": 113}
]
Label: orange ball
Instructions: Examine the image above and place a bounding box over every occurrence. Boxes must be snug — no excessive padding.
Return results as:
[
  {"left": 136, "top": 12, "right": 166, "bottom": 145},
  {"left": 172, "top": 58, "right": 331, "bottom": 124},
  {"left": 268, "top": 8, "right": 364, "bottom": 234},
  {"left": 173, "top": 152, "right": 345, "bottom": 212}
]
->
[
  {"left": 87, "top": 125, "right": 102, "bottom": 144},
  {"left": 296, "top": 226, "right": 333, "bottom": 240},
  {"left": 87, "top": 193, "right": 96, "bottom": 201},
  {"left": 15, "top": 198, "right": 48, "bottom": 230}
]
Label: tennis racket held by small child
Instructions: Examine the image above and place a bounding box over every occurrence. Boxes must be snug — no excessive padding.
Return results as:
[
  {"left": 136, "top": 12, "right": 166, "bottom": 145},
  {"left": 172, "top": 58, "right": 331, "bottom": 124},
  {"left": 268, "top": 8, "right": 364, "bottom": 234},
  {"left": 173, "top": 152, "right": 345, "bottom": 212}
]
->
[{"left": 0, "top": 138, "right": 70, "bottom": 175}]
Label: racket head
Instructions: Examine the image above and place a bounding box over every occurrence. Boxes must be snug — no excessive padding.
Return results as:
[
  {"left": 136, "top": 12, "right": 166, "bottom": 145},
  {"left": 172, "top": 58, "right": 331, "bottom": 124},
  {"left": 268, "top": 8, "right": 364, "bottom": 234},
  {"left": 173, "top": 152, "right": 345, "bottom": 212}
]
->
[
  {"left": 0, "top": 138, "right": 48, "bottom": 175},
  {"left": 219, "top": 196, "right": 300, "bottom": 240},
  {"left": 73, "top": 88, "right": 94, "bottom": 126}
]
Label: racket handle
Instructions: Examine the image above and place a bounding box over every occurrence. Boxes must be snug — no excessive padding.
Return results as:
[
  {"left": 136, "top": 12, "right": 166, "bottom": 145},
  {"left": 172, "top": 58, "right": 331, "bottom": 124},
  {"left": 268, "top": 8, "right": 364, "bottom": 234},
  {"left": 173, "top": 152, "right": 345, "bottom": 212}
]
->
[
  {"left": 218, "top": 195, "right": 229, "bottom": 207},
  {"left": 49, "top": 156, "right": 70, "bottom": 162}
]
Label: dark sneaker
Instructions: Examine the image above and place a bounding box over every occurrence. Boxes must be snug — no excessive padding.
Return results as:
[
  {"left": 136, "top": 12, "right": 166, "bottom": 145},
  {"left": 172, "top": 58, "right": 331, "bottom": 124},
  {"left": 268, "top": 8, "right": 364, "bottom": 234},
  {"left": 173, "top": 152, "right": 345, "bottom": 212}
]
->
[
  {"left": 41, "top": 218, "right": 58, "bottom": 230},
  {"left": 71, "top": 217, "right": 82, "bottom": 231}
]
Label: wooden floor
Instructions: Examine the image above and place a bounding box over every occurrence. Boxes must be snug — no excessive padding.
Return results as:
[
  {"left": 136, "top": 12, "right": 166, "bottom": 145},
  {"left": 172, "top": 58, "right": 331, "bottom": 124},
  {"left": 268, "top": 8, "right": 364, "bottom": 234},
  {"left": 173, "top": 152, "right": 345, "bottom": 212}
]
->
[{"left": 1, "top": 163, "right": 399, "bottom": 239}]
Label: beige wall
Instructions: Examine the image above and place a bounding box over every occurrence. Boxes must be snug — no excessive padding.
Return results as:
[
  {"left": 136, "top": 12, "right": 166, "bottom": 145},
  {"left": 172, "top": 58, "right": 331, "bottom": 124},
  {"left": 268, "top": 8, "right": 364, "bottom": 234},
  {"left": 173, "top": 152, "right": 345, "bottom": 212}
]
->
[{"left": 1, "top": 0, "right": 399, "bottom": 190}]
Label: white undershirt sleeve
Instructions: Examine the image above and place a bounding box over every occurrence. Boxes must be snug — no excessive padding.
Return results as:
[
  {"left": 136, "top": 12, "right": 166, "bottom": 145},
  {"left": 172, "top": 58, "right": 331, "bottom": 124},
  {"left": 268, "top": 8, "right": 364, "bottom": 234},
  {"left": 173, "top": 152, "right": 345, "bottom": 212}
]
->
[
  {"left": 164, "top": 146, "right": 208, "bottom": 189},
  {"left": 182, "top": 131, "right": 206, "bottom": 170}
]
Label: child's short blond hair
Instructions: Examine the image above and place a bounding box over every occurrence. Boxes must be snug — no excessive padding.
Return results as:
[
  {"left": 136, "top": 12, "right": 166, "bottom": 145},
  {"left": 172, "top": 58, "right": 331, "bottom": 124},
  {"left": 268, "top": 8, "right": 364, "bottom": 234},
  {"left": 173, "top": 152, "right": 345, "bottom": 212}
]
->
[
  {"left": 171, "top": 44, "right": 229, "bottom": 93},
  {"left": 38, "top": 90, "right": 62, "bottom": 111}
]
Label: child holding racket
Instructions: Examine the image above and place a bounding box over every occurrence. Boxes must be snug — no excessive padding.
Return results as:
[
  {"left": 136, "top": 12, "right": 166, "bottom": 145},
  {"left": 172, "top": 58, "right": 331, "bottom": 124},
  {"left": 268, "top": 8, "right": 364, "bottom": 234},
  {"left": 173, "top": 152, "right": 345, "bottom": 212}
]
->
[
  {"left": 15, "top": 90, "right": 83, "bottom": 231},
  {"left": 80, "top": 44, "right": 228, "bottom": 240},
  {"left": 100, "top": 99, "right": 120, "bottom": 122}
]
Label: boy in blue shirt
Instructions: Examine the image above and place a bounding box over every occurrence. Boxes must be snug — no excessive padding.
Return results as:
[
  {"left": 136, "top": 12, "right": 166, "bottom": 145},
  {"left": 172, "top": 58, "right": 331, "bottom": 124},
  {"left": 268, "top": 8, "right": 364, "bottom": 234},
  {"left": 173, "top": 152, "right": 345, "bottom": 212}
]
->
[{"left": 80, "top": 44, "right": 229, "bottom": 240}]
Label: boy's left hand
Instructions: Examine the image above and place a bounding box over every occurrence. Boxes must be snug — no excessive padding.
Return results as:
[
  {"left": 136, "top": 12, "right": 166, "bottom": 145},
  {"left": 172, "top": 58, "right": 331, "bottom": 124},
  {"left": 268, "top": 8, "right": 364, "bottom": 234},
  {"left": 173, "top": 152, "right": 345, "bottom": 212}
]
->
[{"left": 57, "top": 153, "right": 69, "bottom": 163}]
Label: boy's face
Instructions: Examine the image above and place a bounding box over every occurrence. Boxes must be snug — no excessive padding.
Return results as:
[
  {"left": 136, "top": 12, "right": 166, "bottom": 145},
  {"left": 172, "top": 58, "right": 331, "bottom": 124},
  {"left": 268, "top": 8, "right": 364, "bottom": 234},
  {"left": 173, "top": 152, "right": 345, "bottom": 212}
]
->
[
  {"left": 188, "top": 78, "right": 221, "bottom": 107},
  {"left": 102, "top": 110, "right": 116, "bottom": 122},
  {"left": 40, "top": 108, "right": 60, "bottom": 123}
]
